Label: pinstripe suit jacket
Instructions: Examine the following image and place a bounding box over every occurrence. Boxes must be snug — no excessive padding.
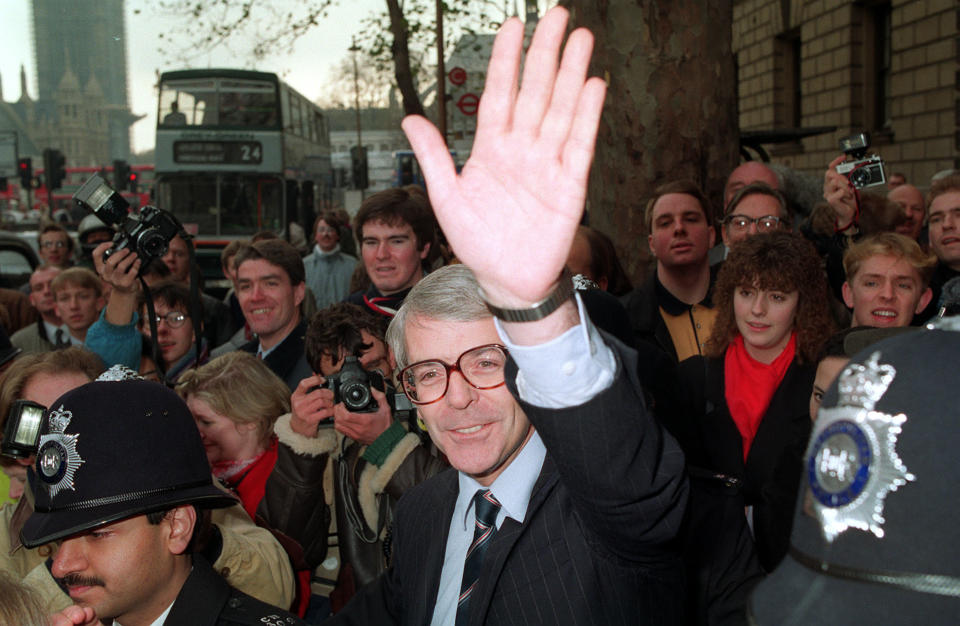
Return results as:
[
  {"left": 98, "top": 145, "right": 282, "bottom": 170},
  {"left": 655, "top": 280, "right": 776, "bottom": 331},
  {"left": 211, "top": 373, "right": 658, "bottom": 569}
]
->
[{"left": 327, "top": 338, "right": 689, "bottom": 625}]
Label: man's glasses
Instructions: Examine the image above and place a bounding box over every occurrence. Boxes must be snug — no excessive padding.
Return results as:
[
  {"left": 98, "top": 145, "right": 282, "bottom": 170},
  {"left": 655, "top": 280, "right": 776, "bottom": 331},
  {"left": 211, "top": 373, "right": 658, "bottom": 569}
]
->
[
  {"left": 399, "top": 344, "right": 508, "bottom": 405},
  {"left": 151, "top": 312, "right": 187, "bottom": 328},
  {"left": 725, "top": 215, "right": 783, "bottom": 232},
  {"left": 40, "top": 240, "right": 67, "bottom": 249}
]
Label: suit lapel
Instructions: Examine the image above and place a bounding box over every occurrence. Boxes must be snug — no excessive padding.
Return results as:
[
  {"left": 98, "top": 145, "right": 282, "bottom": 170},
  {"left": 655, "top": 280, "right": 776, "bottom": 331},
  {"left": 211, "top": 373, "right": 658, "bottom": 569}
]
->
[
  {"left": 468, "top": 455, "right": 560, "bottom": 626},
  {"left": 413, "top": 471, "right": 458, "bottom": 625}
]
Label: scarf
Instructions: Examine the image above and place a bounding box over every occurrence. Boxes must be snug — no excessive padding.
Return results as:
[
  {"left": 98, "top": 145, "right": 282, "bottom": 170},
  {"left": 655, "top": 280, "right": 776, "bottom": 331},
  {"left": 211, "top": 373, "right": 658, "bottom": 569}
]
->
[
  {"left": 211, "top": 438, "right": 279, "bottom": 521},
  {"left": 724, "top": 332, "right": 796, "bottom": 462},
  {"left": 314, "top": 243, "right": 341, "bottom": 257}
]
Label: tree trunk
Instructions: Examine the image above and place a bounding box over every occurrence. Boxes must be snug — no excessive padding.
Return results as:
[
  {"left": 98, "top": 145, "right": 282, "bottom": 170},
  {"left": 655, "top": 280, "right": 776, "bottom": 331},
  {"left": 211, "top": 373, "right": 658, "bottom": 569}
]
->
[
  {"left": 386, "top": 0, "right": 426, "bottom": 117},
  {"left": 561, "top": 0, "right": 738, "bottom": 285}
]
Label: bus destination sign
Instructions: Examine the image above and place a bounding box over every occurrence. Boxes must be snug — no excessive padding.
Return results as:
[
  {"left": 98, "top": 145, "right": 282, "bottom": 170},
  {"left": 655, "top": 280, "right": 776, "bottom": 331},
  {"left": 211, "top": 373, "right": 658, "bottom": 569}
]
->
[{"left": 174, "top": 140, "right": 263, "bottom": 165}]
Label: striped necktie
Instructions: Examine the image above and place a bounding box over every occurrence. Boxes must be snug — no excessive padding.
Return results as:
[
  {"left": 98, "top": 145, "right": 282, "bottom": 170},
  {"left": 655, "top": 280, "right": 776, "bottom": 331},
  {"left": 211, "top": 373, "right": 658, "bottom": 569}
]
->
[{"left": 456, "top": 489, "right": 501, "bottom": 625}]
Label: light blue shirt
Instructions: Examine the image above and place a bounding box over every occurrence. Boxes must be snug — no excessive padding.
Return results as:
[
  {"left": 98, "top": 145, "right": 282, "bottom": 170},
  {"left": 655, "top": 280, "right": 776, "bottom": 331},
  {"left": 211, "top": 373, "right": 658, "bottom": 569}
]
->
[{"left": 430, "top": 293, "right": 616, "bottom": 625}]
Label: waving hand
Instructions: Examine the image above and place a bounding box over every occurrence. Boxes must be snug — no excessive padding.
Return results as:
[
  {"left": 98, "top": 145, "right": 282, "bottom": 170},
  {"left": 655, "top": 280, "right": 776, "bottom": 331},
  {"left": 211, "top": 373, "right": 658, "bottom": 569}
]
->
[{"left": 401, "top": 7, "right": 606, "bottom": 308}]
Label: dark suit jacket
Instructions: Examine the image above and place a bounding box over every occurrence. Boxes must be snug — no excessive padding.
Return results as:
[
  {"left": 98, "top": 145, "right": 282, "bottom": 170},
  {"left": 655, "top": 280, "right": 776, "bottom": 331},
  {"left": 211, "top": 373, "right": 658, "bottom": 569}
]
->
[
  {"left": 677, "top": 356, "right": 814, "bottom": 572},
  {"left": 161, "top": 554, "right": 304, "bottom": 625},
  {"left": 240, "top": 319, "right": 312, "bottom": 392},
  {"left": 327, "top": 337, "right": 688, "bottom": 625}
]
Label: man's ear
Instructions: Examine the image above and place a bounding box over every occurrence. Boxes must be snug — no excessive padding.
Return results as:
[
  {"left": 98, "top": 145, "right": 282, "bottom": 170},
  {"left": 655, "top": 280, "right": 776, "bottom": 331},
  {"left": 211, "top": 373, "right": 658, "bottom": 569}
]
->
[
  {"left": 294, "top": 281, "right": 306, "bottom": 308},
  {"left": 841, "top": 281, "right": 855, "bottom": 309},
  {"left": 387, "top": 346, "right": 397, "bottom": 375},
  {"left": 915, "top": 286, "right": 934, "bottom": 314},
  {"left": 165, "top": 505, "right": 197, "bottom": 556},
  {"left": 418, "top": 242, "right": 431, "bottom": 261},
  {"left": 647, "top": 233, "right": 656, "bottom": 259}
]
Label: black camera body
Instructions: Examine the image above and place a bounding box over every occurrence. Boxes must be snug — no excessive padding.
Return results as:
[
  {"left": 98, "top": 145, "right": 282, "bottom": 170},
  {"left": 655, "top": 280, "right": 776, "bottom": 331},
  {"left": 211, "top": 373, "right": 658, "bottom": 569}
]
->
[
  {"left": 320, "top": 356, "right": 385, "bottom": 414},
  {"left": 73, "top": 173, "right": 183, "bottom": 266},
  {"left": 836, "top": 132, "right": 886, "bottom": 189},
  {"left": 105, "top": 205, "right": 182, "bottom": 264}
]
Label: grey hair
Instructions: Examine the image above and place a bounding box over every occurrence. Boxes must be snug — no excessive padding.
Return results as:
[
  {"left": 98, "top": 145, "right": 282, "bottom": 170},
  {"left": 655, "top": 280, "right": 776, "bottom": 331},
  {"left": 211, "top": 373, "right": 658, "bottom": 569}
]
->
[
  {"left": 386, "top": 264, "right": 491, "bottom": 369},
  {"left": 725, "top": 182, "right": 792, "bottom": 223}
]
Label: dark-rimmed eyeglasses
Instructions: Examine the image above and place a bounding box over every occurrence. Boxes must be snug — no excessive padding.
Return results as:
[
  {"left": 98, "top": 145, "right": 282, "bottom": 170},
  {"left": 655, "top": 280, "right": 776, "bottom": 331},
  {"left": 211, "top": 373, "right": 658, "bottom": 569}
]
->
[
  {"left": 151, "top": 312, "right": 187, "bottom": 328},
  {"left": 725, "top": 215, "right": 783, "bottom": 232},
  {"left": 399, "top": 344, "right": 508, "bottom": 405}
]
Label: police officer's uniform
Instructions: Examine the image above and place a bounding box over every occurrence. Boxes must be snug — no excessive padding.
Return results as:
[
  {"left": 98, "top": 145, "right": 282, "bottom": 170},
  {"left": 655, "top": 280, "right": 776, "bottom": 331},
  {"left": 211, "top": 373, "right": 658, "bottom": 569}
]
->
[{"left": 18, "top": 372, "right": 305, "bottom": 625}]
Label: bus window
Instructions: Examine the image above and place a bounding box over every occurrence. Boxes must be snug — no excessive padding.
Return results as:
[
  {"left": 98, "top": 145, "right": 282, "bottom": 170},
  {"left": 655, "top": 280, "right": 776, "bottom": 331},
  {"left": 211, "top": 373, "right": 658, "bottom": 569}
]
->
[
  {"left": 159, "top": 79, "right": 215, "bottom": 126},
  {"left": 219, "top": 79, "right": 278, "bottom": 128}
]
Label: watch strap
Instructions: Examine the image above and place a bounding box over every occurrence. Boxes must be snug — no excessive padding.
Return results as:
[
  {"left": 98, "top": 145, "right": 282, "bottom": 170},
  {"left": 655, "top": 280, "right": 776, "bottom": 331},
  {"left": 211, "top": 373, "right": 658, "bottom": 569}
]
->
[{"left": 479, "top": 269, "right": 574, "bottom": 322}]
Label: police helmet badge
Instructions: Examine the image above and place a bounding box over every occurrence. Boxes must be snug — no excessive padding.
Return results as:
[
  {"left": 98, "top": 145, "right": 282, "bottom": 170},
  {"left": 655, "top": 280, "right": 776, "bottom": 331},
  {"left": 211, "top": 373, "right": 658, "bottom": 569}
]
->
[
  {"left": 35, "top": 404, "right": 85, "bottom": 498},
  {"left": 806, "top": 351, "right": 914, "bottom": 542}
]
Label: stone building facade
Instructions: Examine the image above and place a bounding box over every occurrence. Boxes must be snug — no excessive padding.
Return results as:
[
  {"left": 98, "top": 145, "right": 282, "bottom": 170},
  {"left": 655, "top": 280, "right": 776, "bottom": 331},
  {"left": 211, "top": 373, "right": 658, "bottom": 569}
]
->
[{"left": 733, "top": 0, "right": 958, "bottom": 186}]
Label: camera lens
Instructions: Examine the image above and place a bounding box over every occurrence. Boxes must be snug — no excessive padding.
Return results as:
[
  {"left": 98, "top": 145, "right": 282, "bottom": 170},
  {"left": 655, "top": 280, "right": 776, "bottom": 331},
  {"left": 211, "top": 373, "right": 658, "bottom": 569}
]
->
[
  {"left": 341, "top": 382, "right": 371, "bottom": 411},
  {"left": 138, "top": 229, "right": 169, "bottom": 260},
  {"left": 850, "top": 169, "right": 870, "bottom": 188}
]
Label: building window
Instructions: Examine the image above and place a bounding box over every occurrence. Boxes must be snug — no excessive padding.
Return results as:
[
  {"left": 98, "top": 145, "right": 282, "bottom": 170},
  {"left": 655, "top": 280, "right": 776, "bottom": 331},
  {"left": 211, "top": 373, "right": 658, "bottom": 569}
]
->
[
  {"left": 857, "top": 1, "right": 892, "bottom": 132},
  {"left": 774, "top": 28, "right": 802, "bottom": 130}
]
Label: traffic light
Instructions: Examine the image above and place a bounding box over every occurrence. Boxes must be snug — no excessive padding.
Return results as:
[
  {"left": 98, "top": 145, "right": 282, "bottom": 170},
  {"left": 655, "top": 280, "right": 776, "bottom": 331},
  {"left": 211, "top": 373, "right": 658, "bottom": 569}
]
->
[
  {"left": 350, "top": 145, "right": 368, "bottom": 190},
  {"left": 128, "top": 171, "right": 139, "bottom": 193},
  {"left": 43, "top": 149, "right": 67, "bottom": 190},
  {"left": 113, "top": 159, "right": 130, "bottom": 191},
  {"left": 18, "top": 158, "right": 32, "bottom": 189}
]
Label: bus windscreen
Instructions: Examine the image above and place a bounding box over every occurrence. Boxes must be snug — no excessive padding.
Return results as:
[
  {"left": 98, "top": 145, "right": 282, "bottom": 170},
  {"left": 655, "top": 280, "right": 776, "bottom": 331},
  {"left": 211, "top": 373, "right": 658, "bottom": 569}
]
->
[{"left": 159, "top": 78, "right": 279, "bottom": 129}]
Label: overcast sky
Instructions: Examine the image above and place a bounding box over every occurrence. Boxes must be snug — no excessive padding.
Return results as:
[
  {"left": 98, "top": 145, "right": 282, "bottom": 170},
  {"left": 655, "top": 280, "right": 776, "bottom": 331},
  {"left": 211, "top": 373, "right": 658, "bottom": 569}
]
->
[{"left": 0, "top": 0, "right": 389, "bottom": 153}]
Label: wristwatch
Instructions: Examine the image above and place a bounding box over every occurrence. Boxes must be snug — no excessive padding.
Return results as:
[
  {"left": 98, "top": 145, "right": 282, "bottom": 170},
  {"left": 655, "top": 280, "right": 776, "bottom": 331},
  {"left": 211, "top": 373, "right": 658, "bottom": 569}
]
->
[{"left": 479, "top": 268, "right": 574, "bottom": 322}]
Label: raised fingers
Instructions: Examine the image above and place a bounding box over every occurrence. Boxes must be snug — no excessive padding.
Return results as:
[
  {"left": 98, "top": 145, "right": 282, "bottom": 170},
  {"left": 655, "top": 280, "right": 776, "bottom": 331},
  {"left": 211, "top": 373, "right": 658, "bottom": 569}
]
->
[
  {"left": 511, "top": 7, "right": 570, "bottom": 137},
  {"left": 561, "top": 76, "right": 607, "bottom": 190},
  {"left": 538, "top": 26, "right": 599, "bottom": 166},
  {"left": 474, "top": 16, "right": 525, "bottom": 143}
]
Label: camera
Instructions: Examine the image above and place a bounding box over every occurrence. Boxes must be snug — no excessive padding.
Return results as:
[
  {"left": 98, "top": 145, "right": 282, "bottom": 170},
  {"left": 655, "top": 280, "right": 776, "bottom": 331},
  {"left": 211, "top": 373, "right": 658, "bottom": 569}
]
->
[
  {"left": 1, "top": 400, "right": 46, "bottom": 459},
  {"left": 319, "top": 356, "right": 385, "bottom": 414},
  {"left": 836, "top": 132, "right": 886, "bottom": 189},
  {"left": 73, "top": 173, "right": 183, "bottom": 266}
]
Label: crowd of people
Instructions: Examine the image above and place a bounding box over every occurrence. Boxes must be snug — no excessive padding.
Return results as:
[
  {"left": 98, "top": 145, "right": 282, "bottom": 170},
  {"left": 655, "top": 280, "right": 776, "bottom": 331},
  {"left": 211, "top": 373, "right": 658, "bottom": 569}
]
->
[{"left": 0, "top": 7, "right": 958, "bottom": 625}]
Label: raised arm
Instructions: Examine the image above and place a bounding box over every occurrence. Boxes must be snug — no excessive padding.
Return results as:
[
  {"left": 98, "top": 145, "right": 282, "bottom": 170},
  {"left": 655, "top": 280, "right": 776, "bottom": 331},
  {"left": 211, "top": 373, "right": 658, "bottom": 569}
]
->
[{"left": 402, "top": 7, "right": 606, "bottom": 344}]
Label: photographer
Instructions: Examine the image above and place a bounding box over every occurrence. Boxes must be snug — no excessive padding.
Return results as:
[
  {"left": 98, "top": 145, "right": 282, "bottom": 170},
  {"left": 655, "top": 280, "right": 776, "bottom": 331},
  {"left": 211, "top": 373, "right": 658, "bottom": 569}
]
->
[
  {"left": 84, "top": 242, "right": 207, "bottom": 381},
  {"left": 259, "top": 303, "right": 446, "bottom": 613},
  {"left": 802, "top": 146, "right": 905, "bottom": 310}
]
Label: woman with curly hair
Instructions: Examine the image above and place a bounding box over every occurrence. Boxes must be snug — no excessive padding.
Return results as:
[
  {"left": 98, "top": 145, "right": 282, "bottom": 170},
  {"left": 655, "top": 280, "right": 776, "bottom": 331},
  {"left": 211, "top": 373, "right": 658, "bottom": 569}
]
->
[{"left": 677, "top": 230, "right": 835, "bottom": 572}]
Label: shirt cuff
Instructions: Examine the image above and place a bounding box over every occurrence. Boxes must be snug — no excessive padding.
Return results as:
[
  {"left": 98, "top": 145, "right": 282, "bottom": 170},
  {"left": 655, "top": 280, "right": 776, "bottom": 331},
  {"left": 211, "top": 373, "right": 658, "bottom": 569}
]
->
[
  {"left": 494, "top": 292, "right": 616, "bottom": 409},
  {"left": 361, "top": 420, "right": 408, "bottom": 466}
]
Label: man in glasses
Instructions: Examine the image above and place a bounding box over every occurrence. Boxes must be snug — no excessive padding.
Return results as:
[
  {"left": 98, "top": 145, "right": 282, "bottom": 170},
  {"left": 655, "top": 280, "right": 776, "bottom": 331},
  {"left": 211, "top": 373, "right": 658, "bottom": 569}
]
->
[
  {"left": 720, "top": 182, "right": 792, "bottom": 250},
  {"left": 328, "top": 8, "right": 687, "bottom": 624},
  {"left": 37, "top": 224, "right": 75, "bottom": 268},
  {"left": 84, "top": 244, "right": 208, "bottom": 381},
  {"left": 135, "top": 281, "right": 207, "bottom": 380}
]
